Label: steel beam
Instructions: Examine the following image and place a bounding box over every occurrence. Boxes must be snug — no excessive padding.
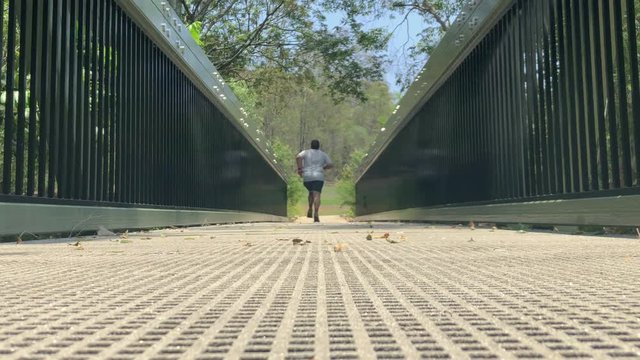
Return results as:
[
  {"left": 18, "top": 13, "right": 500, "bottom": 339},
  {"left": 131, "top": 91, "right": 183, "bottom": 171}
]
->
[{"left": 0, "top": 202, "right": 285, "bottom": 236}]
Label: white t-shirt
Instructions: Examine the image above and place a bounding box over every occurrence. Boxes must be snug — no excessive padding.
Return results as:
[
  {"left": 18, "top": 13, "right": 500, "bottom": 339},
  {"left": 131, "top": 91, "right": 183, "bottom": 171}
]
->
[{"left": 297, "top": 149, "right": 332, "bottom": 182}]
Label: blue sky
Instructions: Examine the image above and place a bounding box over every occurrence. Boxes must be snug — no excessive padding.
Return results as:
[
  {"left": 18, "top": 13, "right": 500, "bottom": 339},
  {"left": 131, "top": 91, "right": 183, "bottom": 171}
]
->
[{"left": 326, "top": 10, "right": 429, "bottom": 95}]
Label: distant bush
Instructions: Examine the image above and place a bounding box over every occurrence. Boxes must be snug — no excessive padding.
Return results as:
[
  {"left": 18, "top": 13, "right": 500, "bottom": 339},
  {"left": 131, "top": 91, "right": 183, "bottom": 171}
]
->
[
  {"left": 336, "top": 149, "right": 366, "bottom": 217},
  {"left": 272, "top": 140, "right": 305, "bottom": 217}
]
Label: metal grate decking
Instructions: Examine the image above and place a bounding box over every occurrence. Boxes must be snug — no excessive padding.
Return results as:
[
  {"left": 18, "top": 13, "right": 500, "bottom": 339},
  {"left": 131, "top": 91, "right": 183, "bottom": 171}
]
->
[{"left": 1, "top": 221, "right": 639, "bottom": 359}]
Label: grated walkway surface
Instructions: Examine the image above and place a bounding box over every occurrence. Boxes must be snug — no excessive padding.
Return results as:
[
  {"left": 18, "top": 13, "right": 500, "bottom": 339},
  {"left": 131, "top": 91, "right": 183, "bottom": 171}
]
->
[{"left": 1, "top": 220, "right": 640, "bottom": 359}]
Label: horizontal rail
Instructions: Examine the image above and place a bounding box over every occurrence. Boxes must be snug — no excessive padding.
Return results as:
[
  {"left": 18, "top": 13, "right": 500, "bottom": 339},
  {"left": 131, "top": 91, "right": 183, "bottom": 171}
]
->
[
  {"left": 0, "top": 201, "right": 285, "bottom": 237},
  {"left": 356, "top": 195, "right": 640, "bottom": 228}
]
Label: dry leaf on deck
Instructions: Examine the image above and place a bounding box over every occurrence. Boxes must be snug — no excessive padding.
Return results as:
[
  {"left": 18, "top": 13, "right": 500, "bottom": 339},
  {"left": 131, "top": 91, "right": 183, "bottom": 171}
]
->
[
  {"left": 97, "top": 226, "right": 116, "bottom": 236},
  {"left": 334, "top": 243, "right": 347, "bottom": 252}
]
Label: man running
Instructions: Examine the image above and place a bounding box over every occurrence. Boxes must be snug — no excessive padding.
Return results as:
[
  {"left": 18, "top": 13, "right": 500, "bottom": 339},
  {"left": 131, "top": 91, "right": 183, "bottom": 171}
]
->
[{"left": 296, "top": 140, "right": 333, "bottom": 222}]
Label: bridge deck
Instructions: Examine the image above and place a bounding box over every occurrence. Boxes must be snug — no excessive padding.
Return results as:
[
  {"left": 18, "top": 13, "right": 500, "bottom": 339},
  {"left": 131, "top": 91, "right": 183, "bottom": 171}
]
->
[{"left": 1, "top": 220, "right": 639, "bottom": 359}]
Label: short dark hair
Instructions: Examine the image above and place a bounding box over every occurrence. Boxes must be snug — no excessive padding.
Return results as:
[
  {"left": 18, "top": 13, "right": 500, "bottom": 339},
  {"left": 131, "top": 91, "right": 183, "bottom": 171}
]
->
[{"left": 311, "top": 140, "right": 320, "bottom": 149}]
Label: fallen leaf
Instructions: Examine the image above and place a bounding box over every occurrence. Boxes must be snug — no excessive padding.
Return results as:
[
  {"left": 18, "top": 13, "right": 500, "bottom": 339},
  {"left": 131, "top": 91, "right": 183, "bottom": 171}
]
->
[
  {"left": 380, "top": 233, "right": 390, "bottom": 239},
  {"left": 97, "top": 226, "right": 116, "bottom": 236},
  {"left": 119, "top": 239, "right": 132, "bottom": 244},
  {"left": 276, "top": 238, "right": 289, "bottom": 241},
  {"left": 68, "top": 241, "right": 81, "bottom": 247},
  {"left": 469, "top": 221, "right": 476, "bottom": 230},
  {"left": 292, "top": 238, "right": 303, "bottom": 245},
  {"left": 184, "top": 237, "right": 196, "bottom": 241},
  {"left": 386, "top": 238, "right": 401, "bottom": 244},
  {"left": 334, "top": 243, "right": 346, "bottom": 252},
  {"left": 366, "top": 234, "right": 373, "bottom": 240},
  {"left": 120, "top": 230, "right": 129, "bottom": 239},
  {"left": 490, "top": 226, "right": 497, "bottom": 232}
]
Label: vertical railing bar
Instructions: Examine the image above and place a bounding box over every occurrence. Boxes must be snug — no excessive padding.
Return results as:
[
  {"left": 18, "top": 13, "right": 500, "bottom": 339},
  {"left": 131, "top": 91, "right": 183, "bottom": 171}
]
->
[
  {"left": 152, "top": 43, "right": 158, "bottom": 204},
  {"left": 47, "top": 0, "right": 62, "bottom": 198},
  {"left": 108, "top": 1, "right": 117, "bottom": 202},
  {"left": 505, "top": 11, "right": 518, "bottom": 199},
  {"left": 15, "top": 0, "right": 28, "bottom": 195},
  {"left": 67, "top": 0, "right": 79, "bottom": 199},
  {"left": 561, "top": 0, "right": 578, "bottom": 193},
  {"left": 89, "top": 0, "right": 99, "bottom": 200},
  {"left": 548, "top": 0, "right": 564, "bottom": 194},
  {"left": 0, "top": 0, "right": 4, "bottom": 192},
  {"left": 141, "top": 29, "right": 149, "bottom": 204},
  {"left": 611, "top": 0, "right": 632, "bottom": 187},
  {"left": 524, "top": 0, "right": 540, "bottom": 196},
  {"left": 554, "top": 0, "right": 570, "bottom": 194},
  {"left": 95, "top": 0, "right": 104, "bottom": 200},
  {"left": 625, "top": 0, "right": 640, "bottom": 185},
  {"left": 82, "top": 0, "right": 92, "bottom": 199},
  {"left": 139, "top": 32, "right": 145, "bottom": 204},
  {"left": 59, "top": 0, "right": 71, "bottom": 198},
  {"left": 73, "top": 0, "right": 85, "bottom": 199},
  {"left": 134, "top": 27, "right": 141, "bottom": 204},
  {"left": 27, "top": 0, "right": 40, "bottom": 196},
  {"left": 137, "top": 28, "right": 144, "bottom": 204},
  {"left": 38, "top": 0, "right": 53, "bottom": 197},
  {"left": 541, "top": 0, "right": 556, "bottom": 194},
  {"left": 572, "top": 2, "right": 592, "bottom": 191},
  {"left": 497, "top": 20, "right": 511, "bottom": 199},
  {"left": 534, "top": 0, "right": 549, "bottom": 195},
  {"left": 601, "top": 0, "right": 620, "bottom": 188},
  {"left": 514, "top": 1, "right": 529, "bottom": 197},
  {"left": 525, "top": 0, "right": 539, "bottom": 195},
  {"left": 124, "top": 17, "right": 132, "bottom": 203},
  {"left": 502, "top": 10, "right": 515, "bottom": 199},
  {"left": 509, "top": 4, "right": 524, "bottom": 198},
  {"left": 99, "top": 0, "right": 108, "bottom": 201},
  {"left": 588, "top": 0, "right": 608, "bottom": 190},
  {"left": 489, "top": 32, "right": 504, "bottom": 197},
  {"left": 3, "top": 0, "right": 17, "bottom": 194},
  {"left": 170, "top": 66, "right": 176, "bottom": 205},
  {"left": 104, "top": 0, "right": 112, "bottom": 201},
  {"left": 577, "top": 0, "right": 598, "bottom": 191},
  {"left": 569, "top": 0, "right": 588, "bottom": 192},
  {"left": 115, "top": 7, "right": 124, "bottom": 203}
]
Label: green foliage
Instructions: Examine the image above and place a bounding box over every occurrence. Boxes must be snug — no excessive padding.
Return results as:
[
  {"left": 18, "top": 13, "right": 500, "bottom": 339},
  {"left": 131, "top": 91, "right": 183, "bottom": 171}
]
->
[
  {"left": 272, "top": 139, "right": 306, "bottom": 217},
  {"left": 336, "top": 149, "right": 367, "bottom": 216},
  {"left": 178, "top": 0, "right": 389, "bottom": 102},
  {"left": 187, "top": 21, "right": 203, "bottom": 46}
]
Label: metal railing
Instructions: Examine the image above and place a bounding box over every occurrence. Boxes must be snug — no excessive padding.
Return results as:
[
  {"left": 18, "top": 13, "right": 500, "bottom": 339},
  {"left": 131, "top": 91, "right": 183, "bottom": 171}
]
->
[
  {"left": 0, "top": 0, "right": 287, "bottom": 235},
  {"left": 356, "top": 0, "right": 640, "bottom": 226}
]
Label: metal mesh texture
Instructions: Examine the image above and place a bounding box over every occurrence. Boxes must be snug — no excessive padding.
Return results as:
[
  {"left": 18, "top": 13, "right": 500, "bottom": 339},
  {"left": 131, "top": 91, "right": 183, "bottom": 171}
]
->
[{"left": 0, "top": 222, "right": 639, "bottom": 359}]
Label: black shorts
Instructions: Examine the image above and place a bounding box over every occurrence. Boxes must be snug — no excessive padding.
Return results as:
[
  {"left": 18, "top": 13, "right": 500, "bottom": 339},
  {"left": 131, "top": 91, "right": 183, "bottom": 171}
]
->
[{"left": 303, "top": 181, "right": 324, "bottom": 193}]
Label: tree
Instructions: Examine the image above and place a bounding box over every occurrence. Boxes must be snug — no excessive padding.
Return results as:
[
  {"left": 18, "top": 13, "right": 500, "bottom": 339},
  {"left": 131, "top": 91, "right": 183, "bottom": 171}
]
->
[{"left": 177, "top": 0, "right": 389, "bottom": 101}]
